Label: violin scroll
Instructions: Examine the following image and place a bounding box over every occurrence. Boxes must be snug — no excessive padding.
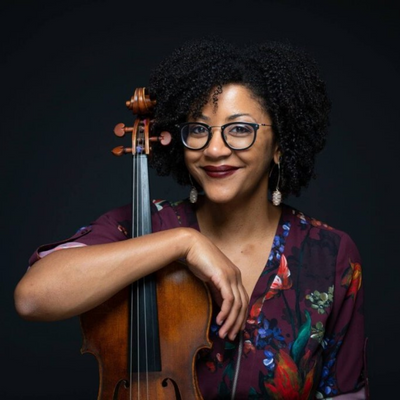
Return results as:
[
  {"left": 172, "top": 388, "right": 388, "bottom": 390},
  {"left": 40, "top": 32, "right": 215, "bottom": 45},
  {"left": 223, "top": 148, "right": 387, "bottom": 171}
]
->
[{"left": 125, "top": 87, "right": 156, "bottom": 115}]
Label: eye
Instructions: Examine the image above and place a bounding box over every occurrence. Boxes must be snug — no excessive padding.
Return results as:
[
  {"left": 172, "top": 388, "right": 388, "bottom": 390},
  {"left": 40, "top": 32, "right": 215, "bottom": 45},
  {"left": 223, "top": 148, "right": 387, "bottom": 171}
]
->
[
  {"left": 188, "top": 124, "right": 209, "bottom": 137},
  {"left": 226, "top": 123, "right": 254, "bottom": 137}
]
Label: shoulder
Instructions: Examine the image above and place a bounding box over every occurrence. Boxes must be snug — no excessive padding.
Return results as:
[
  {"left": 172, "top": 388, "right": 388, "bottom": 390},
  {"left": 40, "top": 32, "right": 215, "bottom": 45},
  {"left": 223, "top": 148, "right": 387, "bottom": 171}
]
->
[
  {"left": 151, "top": 198, "right": 199, "bottom": 231},
  {"left": 27, "top": 203, "right": 132, "bottom": 266},
  {"left": 95, "top": 203, "right": 132, "bottom": 225},
  {"left": 282, "top": 204, "right": 361, "bottom": 265},
  {"left": 283, "top": 204, "right": 356, "bottom": 240},
  {"left": 87, "top": 198, "right": 198, "bottom": 233}
]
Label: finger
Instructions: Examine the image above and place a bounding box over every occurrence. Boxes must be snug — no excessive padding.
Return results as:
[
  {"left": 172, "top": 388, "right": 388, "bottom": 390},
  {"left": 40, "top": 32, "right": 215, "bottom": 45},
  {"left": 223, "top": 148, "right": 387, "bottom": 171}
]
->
[
  {"left": 217, "top": 282, "right": 244, "bottom": 340},
  {"left": 230, "top": 285, "right": 249, "bottom": 337},
  {"left": 215, "top": 285, "right": 235, "bottom": 330},
  {"left": 226, "top": 286, "right": 249, "bottom": 340}
]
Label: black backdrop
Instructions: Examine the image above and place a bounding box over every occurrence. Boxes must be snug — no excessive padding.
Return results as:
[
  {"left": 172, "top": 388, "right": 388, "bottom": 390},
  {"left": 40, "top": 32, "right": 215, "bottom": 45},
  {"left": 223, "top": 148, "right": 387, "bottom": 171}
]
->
[{"left": 2, "top": 0, "right": 399, "bottom": 398}]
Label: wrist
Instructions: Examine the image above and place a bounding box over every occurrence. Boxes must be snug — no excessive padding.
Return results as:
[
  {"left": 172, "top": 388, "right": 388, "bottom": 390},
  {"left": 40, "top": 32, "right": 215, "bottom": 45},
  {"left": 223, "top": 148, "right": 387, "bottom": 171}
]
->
[{"left": 174, "top": 227, "right": 201, "bottom": 260}]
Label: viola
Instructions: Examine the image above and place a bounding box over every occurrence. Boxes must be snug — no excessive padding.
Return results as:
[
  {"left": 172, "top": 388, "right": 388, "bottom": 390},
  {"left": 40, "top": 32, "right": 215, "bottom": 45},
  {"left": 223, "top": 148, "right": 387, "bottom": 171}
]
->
[{"left": 80, "top": 88, "right": 212, "bottom": 399}]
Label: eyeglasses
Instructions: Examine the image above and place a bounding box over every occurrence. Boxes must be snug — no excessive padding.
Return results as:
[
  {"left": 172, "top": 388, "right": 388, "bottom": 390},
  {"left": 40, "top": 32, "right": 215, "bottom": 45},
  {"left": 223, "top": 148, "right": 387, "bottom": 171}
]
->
[{"left": 179, "top": 122, "right": 272, "bottom": 151}]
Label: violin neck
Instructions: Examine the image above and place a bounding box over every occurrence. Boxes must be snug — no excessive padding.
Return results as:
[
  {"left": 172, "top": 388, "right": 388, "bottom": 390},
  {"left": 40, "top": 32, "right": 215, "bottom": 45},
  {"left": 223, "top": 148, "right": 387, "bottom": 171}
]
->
[
  {"left": 131, "top": 154, "right": 162, "bottom": 372},
  {"left": 132, "top": 154, "right": 151, "bottom": 237}
]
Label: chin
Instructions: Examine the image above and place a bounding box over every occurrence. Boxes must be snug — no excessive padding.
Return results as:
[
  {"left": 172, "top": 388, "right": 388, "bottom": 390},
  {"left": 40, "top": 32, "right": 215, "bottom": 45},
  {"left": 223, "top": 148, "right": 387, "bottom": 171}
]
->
[{"left": 202, "top": 189, "right": 241, "bottom": 205}]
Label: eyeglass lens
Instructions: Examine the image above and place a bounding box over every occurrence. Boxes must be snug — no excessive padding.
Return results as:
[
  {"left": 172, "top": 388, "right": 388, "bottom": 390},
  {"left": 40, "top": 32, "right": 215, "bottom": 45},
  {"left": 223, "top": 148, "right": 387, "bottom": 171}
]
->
[{"left": 181, "top": 123, "right": 256, "bottom": 150}]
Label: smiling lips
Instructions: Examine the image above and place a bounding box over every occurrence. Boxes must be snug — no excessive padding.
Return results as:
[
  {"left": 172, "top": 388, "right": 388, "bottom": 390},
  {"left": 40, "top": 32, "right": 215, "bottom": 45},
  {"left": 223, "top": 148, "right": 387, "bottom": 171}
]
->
[{"left": 202, "top": 165, "right": 240, "bottom": 178}]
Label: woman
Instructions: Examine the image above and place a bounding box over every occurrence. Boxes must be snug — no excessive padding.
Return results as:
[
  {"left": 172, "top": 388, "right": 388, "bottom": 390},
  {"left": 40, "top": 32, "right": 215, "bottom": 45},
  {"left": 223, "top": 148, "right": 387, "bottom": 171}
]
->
[{"left": 14, "top": 37, "right": 368, "bottom": 399}]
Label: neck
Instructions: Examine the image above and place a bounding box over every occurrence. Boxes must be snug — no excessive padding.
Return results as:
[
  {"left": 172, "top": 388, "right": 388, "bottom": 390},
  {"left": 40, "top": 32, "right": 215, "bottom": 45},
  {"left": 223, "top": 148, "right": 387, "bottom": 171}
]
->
[{"left": 196, "top": 193, "right": 281, "bottom": 243}]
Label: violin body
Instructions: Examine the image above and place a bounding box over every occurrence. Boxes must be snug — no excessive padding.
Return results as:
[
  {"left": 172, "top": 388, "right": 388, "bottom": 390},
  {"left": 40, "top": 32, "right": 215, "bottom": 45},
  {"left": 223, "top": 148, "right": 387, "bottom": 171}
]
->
[{"left": 80, "top": 261, "right": 212, "bottom": 399}]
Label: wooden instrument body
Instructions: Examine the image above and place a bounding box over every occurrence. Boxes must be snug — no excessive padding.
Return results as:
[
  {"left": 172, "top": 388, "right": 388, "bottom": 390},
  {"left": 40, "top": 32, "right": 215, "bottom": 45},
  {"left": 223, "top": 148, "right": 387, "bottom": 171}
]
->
[{"left": 80, "top": 261, "right": 212, "bottom": 399}]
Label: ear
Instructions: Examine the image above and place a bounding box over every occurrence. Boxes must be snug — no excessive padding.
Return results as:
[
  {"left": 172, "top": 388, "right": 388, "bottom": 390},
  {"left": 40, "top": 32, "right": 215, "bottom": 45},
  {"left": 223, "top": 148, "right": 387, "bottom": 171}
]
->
[{"left": 273, "top": 145, "right": 281, "bottom": 165}]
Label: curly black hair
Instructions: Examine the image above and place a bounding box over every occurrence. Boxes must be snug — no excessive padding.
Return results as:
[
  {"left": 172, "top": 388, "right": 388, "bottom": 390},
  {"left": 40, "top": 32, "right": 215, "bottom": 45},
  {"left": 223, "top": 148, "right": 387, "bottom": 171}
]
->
[{"left": 147, "top": 36, "right": 331, "bottom": 198}]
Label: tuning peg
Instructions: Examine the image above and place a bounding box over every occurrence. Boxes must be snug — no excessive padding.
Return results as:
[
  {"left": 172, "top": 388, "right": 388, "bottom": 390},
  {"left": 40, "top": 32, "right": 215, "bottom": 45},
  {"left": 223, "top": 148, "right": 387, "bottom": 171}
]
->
[
  {"left": 113, "top": 123, "right": 133, "bottom": 137},
  {"left": 159, "top": 131, "right": 172, "bottom": 146},
  {"left": 149, "top": 131, "right": 172, "bottom": 146},
  {"left": 112, "top": 145, "right": 132, "bottom": 156}
]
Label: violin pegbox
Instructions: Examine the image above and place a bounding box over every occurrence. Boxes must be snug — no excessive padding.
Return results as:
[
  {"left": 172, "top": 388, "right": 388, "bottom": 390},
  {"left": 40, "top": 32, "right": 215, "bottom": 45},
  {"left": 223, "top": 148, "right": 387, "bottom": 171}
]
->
[{"left": 112, "top": 87, "right": 171, "bottom": 156}]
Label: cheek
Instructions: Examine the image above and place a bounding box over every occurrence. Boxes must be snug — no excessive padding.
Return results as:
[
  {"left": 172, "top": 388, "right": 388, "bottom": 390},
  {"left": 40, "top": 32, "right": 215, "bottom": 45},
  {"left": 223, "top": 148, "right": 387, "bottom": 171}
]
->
[
  {"left": 252, "top": 143, "right": 275, "bottom": 175},
  {"left": 183, "top": 150, "right": 196, "bottom": 175}
]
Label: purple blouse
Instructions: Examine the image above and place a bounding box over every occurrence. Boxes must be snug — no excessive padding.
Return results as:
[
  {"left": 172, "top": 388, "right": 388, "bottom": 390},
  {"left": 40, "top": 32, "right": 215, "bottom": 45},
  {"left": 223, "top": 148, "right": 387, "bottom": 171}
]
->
[{"left": 29, "top": 199, "right": 368, "bottom": 399}]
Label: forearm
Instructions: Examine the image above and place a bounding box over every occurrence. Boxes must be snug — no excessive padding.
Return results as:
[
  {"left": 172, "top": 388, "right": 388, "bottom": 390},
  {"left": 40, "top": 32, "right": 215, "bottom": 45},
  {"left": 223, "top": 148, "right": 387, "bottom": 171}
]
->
[{"left": 14, "top": 227, "right": 193, "bottom": 321}]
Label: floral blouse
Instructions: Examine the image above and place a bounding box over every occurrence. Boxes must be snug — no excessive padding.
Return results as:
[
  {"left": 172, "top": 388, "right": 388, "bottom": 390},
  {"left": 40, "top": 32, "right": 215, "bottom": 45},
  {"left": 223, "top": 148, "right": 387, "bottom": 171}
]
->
[{"left": 29, "top": 199, "right": 368, "bottom": 399}]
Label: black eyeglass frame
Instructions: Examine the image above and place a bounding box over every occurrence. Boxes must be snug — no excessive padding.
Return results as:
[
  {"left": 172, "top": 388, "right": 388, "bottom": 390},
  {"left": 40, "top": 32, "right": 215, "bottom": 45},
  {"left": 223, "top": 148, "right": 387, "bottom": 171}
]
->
[{"left": 179, "top": 122, "right": 273, "bottom": 151}]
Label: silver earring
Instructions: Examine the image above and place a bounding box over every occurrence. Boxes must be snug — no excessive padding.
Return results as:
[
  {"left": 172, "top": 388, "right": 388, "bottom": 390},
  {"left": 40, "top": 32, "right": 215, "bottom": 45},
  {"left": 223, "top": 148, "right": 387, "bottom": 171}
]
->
[
  {"left": 189, "top": 175, "right": 198, "bottom": 204},
  {"left": 272, "top": 161, "right": 282, "bottom": 206}
]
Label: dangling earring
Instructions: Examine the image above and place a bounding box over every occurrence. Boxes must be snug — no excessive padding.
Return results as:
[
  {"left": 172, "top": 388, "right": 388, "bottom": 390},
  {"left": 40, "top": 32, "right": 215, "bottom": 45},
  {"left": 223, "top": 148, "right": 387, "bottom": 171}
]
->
[
  {"left": 272, "top": 160, "right": 282, "bottom": 206},
  {"left": 189, "top": 175, "right": 198, "bottom": 204}
]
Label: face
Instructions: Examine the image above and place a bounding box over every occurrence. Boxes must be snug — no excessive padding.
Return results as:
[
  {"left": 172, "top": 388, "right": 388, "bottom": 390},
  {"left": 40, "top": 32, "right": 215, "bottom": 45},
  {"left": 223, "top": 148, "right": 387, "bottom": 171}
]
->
[{"left": 184, "top": 84, "right": 280, "bottom": 205}]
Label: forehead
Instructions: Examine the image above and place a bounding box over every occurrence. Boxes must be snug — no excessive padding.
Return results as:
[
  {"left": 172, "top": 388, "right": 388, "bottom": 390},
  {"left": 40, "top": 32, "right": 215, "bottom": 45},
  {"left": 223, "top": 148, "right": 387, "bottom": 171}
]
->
[{"left": 199, "top": 84, "right": 266, "bottom": 117}]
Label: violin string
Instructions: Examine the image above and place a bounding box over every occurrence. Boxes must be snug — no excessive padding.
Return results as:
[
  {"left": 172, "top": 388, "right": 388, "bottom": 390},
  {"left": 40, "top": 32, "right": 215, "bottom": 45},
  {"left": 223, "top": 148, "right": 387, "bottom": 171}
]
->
[
  {"left": 129, "top": 155, "right": 139, "bottom": 400},
  {"left": 132, "top": 278, "right": 137, "bottom": 400},
  {"left": 136, "top": 282, "right": 140, "bottom": 399},
  {"left": 138, "top": 154, "right": 144, "bottom": 399},
  {"left": 144, "top": 280, "right": 150, "bottom": 399},
  {"left": 134, "top": 153, "right": 137, "bottom": 399},
  {"left": 134, "top": 153, "right": 141, "bottom": 399},
  {"left": 140, "top": 155, "right": 150, "bottom": 399}
]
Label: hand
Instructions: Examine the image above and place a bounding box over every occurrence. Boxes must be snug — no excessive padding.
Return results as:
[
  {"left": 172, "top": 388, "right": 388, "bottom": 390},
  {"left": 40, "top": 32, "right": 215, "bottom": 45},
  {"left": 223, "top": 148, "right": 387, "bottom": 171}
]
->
[{"left": 184, "top": 230, "right": 249, "bottom": 341}]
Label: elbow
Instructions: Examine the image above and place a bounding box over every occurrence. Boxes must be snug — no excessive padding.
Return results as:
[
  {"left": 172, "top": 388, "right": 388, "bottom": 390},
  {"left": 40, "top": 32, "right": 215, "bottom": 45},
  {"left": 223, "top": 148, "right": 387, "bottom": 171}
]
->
[
  {"left": 14, "top": 280, "right": 49, "bottom": 321},
  {"left": 14, "top": 281, "right": 36, "bottom": 320}
]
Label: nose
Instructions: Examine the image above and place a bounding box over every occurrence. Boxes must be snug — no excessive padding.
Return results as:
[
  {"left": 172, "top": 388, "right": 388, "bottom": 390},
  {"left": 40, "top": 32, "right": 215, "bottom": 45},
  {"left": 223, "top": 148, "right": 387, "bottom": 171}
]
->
[{"left": 203, "top": 127, "right": 232, "bottom": 158}]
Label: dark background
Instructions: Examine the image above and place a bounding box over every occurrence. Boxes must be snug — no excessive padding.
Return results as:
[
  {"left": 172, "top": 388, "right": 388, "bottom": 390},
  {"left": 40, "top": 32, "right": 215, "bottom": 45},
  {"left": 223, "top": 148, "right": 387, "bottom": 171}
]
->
[{"left": 2, "top": 0, "right": 399, "bottom": 398}]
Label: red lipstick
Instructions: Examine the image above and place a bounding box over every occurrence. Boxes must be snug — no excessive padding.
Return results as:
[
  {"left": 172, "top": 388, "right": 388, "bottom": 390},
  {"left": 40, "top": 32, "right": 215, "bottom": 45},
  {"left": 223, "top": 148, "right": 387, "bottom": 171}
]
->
[{"left": 202, "top": 165, "right": 239, "bottom": 178}]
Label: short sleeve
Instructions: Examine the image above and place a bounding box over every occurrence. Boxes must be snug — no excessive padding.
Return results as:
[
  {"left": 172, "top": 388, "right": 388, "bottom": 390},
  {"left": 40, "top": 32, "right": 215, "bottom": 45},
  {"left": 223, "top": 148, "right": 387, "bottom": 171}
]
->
[
  {"left": 317, "top": 233, "right": 369, "bottom": 398},
  {"left": 27, "top": 200, "right": 193, "bottom": 268},
  {"left": 28, "top": 204, "right": 132, "bottom": 267}
]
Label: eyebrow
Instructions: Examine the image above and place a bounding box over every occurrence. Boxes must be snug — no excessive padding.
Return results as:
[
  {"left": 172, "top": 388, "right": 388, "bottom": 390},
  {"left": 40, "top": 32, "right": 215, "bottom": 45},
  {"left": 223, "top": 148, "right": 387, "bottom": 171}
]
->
[
  {"left": 227, "top": 113, "right": 253, "bottom": 121},
  {"left": 196, "top": 113, "right": 254, "bottom": 121}
]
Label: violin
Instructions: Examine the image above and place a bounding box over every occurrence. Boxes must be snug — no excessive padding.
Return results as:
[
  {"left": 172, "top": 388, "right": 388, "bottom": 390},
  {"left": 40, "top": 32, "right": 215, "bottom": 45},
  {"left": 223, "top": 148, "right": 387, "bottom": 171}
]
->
[{"left": 80, "top": 88, "right": 212, "bottom": 399}]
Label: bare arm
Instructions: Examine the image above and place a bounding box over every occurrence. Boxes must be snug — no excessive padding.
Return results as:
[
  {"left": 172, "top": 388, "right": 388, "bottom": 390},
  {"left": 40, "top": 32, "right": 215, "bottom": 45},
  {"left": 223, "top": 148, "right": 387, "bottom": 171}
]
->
[{"left": 14, "top": 227, "right": 248, "bottom": 340}]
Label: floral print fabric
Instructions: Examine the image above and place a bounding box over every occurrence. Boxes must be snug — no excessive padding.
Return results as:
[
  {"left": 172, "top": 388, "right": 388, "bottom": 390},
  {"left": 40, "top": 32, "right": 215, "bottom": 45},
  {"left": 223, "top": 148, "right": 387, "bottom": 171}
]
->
[
  {"left": 28, "top": 200, "right": 367, "bottom": 399},
  {"left": 192, "top": 204, "right": 367, "bottom": 399}
]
